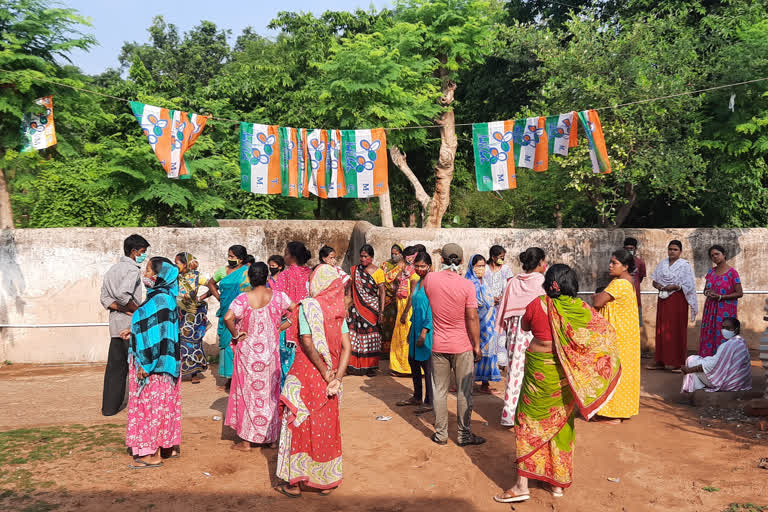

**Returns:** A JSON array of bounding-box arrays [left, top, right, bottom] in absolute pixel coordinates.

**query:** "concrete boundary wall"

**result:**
[[2, 223, 767, 362]]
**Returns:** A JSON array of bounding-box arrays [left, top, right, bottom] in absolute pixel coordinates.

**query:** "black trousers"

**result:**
[[409, 356, 433, 405], [102, 337, 129, 416]]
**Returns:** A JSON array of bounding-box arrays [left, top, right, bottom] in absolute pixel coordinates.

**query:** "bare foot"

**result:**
[[231, 441, 251, 452]]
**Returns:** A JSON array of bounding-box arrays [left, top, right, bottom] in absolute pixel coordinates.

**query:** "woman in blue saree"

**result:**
[[207, 245, 254, 389], [466, 254, 501, 393]]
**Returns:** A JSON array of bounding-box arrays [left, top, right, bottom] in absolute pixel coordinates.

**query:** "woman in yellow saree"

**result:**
[[494, 264, 621, 503], [379, 243, 404, 357]]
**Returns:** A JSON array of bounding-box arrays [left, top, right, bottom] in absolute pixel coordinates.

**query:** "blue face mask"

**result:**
[[135, 253, 147, 264]]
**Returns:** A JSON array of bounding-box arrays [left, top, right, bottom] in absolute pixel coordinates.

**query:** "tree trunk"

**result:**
[[426, 77, 458, 229], [378, 191, 394, 227], [554, 204, 563, 228], [613, 183, 637, 227], [0, 168, 14, 229], [389, 145, 430, 225]]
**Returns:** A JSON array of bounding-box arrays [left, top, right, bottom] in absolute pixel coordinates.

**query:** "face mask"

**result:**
[[415, 267, 429, 278], [269, 267, 280, 276], [474, 267, 486, 278], [405, 254, 417, 265], [135, 253, 147, 264], [142, 276, 156, 288], [391, 254, 403, 263], [227, 259, 239, 268], [721, 329, 736, 340], [626, 249, 636, 256], [496, 258, 504, 265]]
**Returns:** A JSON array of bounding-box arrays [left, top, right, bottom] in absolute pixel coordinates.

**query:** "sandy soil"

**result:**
[[0, 361, 766, 512]]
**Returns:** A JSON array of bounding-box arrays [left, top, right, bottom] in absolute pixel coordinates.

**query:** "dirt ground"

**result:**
[[0, 360, 766, 512]]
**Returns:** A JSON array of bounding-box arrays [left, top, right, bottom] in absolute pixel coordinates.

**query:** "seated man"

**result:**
[[681, 317, 752, 393]]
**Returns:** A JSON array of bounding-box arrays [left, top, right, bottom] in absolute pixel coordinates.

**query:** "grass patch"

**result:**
[[723, 505, 768, 512], [0, 424, 123, 493], [703, 486, 721, 492]]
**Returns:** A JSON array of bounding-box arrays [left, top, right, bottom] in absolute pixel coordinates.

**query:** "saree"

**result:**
[[496, 272, 545, 426], [682, 335, 751, 393], [126, 261, 182, 456], [485, 265, 514, 367], [515, 296, 621, 487], [466, 256, 501, 383], [277, 265, 346, 489], [226, 291, 291, 443], [178, 261, 209, 376], [216, 265, 252, 378], [348, 264, 383, 373], [389, 272, 418, 375], [272, 265, 313, 382], [380, 256, 404, 354]]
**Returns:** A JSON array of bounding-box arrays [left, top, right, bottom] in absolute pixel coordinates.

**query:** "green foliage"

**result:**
[[2, 0, 768, 229]]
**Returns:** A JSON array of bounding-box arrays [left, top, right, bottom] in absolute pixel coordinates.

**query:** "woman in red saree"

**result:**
[[494, 264, 621, 503], [275, 264, 352, 497]]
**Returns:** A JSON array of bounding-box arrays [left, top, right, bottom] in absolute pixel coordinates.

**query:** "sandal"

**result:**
[[275, 484, 301, 498], [430, 433, 448, 445], [130, 458, 163, 469], [493, 491, 530, 503], [318, 488, 334, 496], [545, 483, 564, 497]]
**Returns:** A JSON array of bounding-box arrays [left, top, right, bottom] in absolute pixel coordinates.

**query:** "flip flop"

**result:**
[[545, 484, 564, 497], [275, 484, 301, 498], [670, 368, 683, 374], [130, 459, 163, 469], [493, 492, 530, 503]]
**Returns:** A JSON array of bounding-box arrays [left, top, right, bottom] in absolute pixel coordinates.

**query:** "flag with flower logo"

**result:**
[[20, 96, 57, 152], [307, 129, 345, 198], [472, 120, 516, 191], [578, 110, 611, 174], [279, 127, 309, 197], [130, 101, 208, 179], [240, 123, 281, 194], [513, 116, 548, 171], [545, 111, 578, 156], [340, 128, 388, 198]]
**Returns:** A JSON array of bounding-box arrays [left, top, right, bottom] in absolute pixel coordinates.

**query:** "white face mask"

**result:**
[[721, 329, 736, 340]]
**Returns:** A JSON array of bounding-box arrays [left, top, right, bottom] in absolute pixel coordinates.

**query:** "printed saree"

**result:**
[[277, 265, 346, 489], [178, 261, 209, 376], [380, 255, 404, 353], [348, 264, 382, 373], [466, 255, 501, 383], [515, 296, 621, 487], [216, 265, 252, 378]]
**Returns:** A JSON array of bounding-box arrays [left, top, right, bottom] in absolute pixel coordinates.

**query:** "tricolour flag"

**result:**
[[545, 111, 578, 156], [513, 116, 548, 171], [306, 129, 345, 198], [578, 110, 611, 174], [21, 96, 57, 152], [240, 123, 280, 194], [130, 101, 208, 179], [340, 128, 388, 198], [472, 120, 516, 191], [279, 127, 309, 197]]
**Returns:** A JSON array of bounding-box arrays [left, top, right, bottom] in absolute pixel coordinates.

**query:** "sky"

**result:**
[[64, 0, 391, 75]]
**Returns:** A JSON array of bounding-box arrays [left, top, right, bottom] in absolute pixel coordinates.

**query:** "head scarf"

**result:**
[[131, 261, 180, 388], [465, 254, 493, 309], [303, 264, 346, 368]]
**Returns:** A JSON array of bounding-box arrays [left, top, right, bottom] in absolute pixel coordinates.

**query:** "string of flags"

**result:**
[[18, 95, 611, 199], [472, 109, 610, 192]]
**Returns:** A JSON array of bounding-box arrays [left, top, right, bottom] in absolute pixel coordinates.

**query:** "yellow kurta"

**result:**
[[389, 273, 420, 375], [598, 278, 640, 418]]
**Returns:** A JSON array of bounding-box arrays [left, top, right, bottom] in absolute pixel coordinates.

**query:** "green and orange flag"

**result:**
[[240, 123, 281, 194], [130, 102, 208, 179], [472, 120, 517, 191], [578, 110, 611, 174], [340, 128, 388, 198]]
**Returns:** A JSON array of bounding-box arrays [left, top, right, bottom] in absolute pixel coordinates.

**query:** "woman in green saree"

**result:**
[[494, 264, 621, 503], [207, 245, 254, 389]]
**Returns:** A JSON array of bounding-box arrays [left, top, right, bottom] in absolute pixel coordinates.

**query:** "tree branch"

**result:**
[[389, 145, 430, 224]]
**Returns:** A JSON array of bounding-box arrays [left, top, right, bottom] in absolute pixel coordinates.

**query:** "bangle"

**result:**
[[286, 318, 292, 325]]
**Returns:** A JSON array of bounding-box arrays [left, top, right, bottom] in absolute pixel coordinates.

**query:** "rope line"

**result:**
[[3, 68, 767, 131]]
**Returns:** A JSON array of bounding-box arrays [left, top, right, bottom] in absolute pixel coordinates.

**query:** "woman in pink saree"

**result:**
[[224, 262, 296, 450]]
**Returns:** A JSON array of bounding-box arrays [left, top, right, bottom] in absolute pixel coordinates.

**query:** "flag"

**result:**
[[279, 127, 309, 197], [513, 116, 548, 171], [472, 121, 516, 191], [240, 123, 280, 194], [130, 101, 208, 179], [578, 110, 611, 174], [20, 96, 57, 152], [340, 128, 388, 198], [545, 111, 578, 156], [307, 129, 345, 198]]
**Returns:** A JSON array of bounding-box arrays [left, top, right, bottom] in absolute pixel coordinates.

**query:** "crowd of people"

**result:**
[[98, 234, 754, 501]]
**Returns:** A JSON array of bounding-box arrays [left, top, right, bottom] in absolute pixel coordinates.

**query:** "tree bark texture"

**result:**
[[389, 145, 430, 225], [426, 77, 458, 229], [378, 191, 394, 227], [0, 168, 14, 229]]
